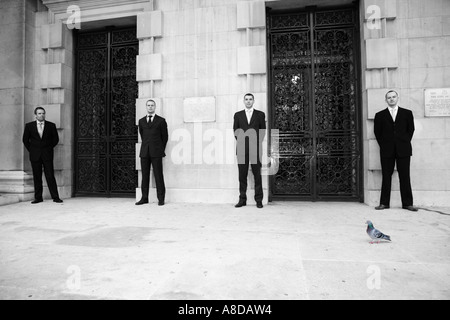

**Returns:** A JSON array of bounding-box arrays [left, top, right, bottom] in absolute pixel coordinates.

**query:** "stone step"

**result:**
[[0, 194, 20, 207]]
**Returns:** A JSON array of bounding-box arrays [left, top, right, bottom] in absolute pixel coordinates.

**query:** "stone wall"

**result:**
[[0, 0, 74, 201], [135, 0, 269, 204], [0, 0, 36, 200], [363, 0, 450, 206]]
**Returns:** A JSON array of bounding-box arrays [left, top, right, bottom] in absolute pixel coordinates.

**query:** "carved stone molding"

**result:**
[[42, 0, 152, 14], [41, 0, 152, 24]]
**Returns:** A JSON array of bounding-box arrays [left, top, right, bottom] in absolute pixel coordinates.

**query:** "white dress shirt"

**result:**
[[245, 108, 253, 124], [388, 106, 398, 122]]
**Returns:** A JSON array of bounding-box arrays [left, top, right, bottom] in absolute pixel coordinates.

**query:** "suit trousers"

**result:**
[[380, 156, 413, 207], [140, 157, 165, 202], [31, 158, 59, 200], [238, 160, 263, 202]]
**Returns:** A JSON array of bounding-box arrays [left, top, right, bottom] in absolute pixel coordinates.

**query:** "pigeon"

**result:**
[[366, 221, 391, 244]]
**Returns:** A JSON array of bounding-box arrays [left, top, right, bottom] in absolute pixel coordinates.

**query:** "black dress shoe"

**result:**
[[256, 202, 263, 209], [158, 201, 164, 206], [235, 200, 246, 208], [375, 204, 390, 210], [53, 198, 63, 203], [135, 199, 149, 205], [31, 199, 43, 204], [403, 205, 419, 212]]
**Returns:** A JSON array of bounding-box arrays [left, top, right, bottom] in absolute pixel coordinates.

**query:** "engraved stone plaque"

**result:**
[[425, 88, 450, 117], [183, 97, 216, 123]]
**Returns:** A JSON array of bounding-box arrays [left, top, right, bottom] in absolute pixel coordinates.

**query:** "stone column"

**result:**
[[0, 0, 36, 205]]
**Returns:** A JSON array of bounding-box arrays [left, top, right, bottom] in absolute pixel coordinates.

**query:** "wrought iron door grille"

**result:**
[[75, 28, 138, 196], [268, 7, 362, 201]]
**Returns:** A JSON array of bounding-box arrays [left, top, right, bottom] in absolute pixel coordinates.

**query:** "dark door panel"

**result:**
[[75, 28, 138, 197], [268, 7, 363, 201]]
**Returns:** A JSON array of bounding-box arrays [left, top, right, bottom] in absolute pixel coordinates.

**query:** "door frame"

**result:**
[[267, 4, 364, 202], [73, 26, 138, 198]]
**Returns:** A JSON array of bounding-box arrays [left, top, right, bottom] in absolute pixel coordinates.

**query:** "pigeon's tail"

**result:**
[[382, 234, 391, 241]]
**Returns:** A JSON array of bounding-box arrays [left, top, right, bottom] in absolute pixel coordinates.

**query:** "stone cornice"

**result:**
[[42, 0, 152, 15], [40, 0, 153, 25]]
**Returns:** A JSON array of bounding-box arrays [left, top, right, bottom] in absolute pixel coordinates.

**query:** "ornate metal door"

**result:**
[[75, 28, 138, 196], [268, 7, 362, 201]]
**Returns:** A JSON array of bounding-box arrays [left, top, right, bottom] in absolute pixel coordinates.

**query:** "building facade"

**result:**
[[1, 0, 449, 207]]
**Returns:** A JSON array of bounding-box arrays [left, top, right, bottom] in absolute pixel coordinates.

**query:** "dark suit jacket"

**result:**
[[233, 109, 266, 162], [138, 114, 168, 158], [22, 121, 59, 162], [374, 107, 415, 158]]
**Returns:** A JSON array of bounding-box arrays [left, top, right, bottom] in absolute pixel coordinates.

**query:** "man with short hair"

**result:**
[[374, 90, 418, 212], [233, 93, 266, 209], [22, 107, 63, 204], [136, 99, 168, 206]]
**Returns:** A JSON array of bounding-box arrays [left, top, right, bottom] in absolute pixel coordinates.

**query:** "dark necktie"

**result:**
[[38, 122, 44, 138]]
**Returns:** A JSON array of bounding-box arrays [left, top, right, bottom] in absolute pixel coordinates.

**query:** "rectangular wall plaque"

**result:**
[[425, 88, 450, 117], [183, 97, 216, 123]]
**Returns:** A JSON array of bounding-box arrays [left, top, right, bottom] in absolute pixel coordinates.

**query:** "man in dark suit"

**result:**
[[374, 90, 418, 212], [136, 99, 168, 206], [233, 93, 266, 209], [22, 107, 63, 204]]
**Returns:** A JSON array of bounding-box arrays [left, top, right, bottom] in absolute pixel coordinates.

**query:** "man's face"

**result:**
[[386, 92, 399, 107], [146, 101, 156, 115], [35, 109, 46, 122], [244, 95, 254, 109]]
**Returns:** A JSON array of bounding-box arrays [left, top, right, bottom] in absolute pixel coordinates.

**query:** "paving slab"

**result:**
[[0, 198, 449, 300]]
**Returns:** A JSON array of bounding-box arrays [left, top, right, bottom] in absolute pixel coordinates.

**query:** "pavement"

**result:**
[[0, 198, 449, 300]]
